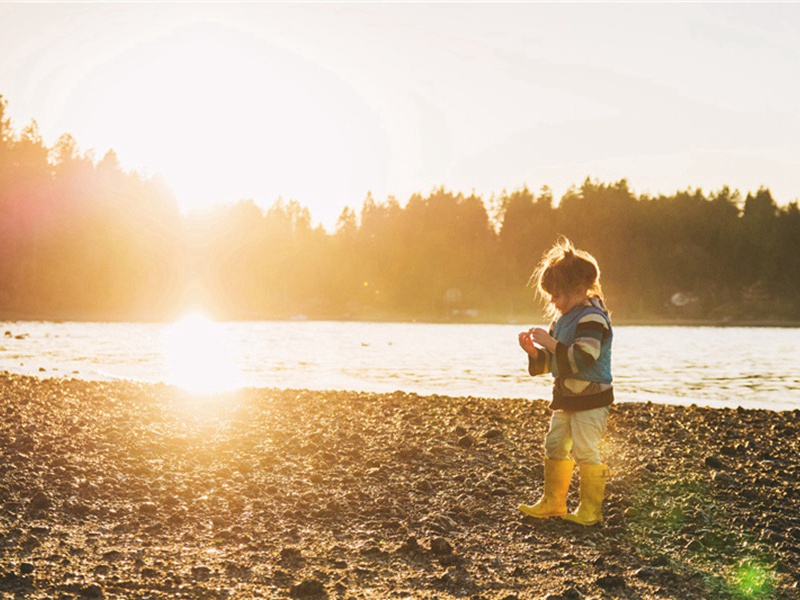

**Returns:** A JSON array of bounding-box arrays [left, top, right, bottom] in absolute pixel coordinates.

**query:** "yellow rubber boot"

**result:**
[[519, 458, 574, 518], [561, 463, 609, 526]]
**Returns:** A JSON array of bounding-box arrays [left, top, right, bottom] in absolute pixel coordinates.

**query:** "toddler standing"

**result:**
[[517, 237, 613, 526]]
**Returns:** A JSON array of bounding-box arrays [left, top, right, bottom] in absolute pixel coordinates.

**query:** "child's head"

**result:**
[[530, 237, 604, 317]]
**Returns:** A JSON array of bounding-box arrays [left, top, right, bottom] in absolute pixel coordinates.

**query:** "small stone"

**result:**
[[139, 502, 158, 515], [102, 550, 124, 562], [30, 491, 51, 510], [635, 566, 657, 580], [712, 471, 735, 486], [705, 456, 726, 470], [80, 583, 104, 598], [19, 563, 34, 575], [457, 435, 474, 448], [416, 480, 435, 494], [290, 578, 325, 597], [280, 547, 304, 562], [484, 428, 504, 440], [430, 537, 453, 555], [397, 536, 421, 553], [596, 574, 626, 589], [191, 565, 212, 580]]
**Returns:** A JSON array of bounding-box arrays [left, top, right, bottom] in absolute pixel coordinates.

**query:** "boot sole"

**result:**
[[518, 505, 567, 518]]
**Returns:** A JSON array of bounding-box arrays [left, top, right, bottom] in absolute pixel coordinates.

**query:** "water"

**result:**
[[1, 320, 799, 411]]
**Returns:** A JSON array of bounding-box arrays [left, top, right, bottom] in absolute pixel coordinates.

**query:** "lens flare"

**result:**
[[161, 312, 242, 395], [732, 560, 772, 598]]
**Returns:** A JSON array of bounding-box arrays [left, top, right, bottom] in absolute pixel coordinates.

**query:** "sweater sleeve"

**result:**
[[554, 312, 610, 376], [527, 348, 551, 376]]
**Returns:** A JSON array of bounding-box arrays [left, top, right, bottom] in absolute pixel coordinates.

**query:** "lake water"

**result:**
[[1, 319, 799, 411]]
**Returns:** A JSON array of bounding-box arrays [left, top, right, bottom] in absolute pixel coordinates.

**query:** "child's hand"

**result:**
[[518, 331, 538, 357], [532, 328, 557, 353]]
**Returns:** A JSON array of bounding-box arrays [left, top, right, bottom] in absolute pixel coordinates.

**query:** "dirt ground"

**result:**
[[1, 373, 798, 599]]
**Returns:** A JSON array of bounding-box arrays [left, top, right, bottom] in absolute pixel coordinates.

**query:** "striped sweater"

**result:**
[[528, 296, 614, 411]]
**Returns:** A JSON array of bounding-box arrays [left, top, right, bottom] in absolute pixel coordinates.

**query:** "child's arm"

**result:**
[[535, 313, 609, 376], [520, 330, 552, 376]]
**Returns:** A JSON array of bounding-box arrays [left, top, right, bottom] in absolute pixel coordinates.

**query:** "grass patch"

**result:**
[[627, 471, 778, 599]]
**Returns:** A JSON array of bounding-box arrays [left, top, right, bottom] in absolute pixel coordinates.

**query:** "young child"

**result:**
[[517, 237, 613, 526]]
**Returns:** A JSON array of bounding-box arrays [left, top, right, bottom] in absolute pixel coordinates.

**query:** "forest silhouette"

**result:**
[[2, 95, 799, 323]]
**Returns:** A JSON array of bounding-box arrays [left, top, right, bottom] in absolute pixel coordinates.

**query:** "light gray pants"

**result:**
[[544, 406, 610, 465]]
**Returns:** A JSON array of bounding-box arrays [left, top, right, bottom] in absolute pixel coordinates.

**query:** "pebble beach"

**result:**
[[1, 373, 798, 599]]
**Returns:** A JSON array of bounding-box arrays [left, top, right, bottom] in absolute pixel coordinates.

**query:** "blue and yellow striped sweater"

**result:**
[[528, 296, 614, 411]]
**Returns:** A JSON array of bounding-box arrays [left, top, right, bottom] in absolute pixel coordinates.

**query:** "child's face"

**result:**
[[551, 288, 588, 315]]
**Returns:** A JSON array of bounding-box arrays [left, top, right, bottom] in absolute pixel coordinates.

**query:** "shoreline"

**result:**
[[1, 373, 798, 599], [4, 371, 800, 414], [3, 311, 800, 328]]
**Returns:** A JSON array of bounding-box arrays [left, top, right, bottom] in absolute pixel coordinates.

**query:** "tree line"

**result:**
[[2, 95, 799, 323]]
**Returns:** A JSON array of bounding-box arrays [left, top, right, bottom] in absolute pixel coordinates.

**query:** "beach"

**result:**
[[0, 373, 798, 599]]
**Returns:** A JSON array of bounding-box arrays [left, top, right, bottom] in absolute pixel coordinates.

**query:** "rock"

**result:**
[[596, 574, 626, 589], [139, 502, 158, 515], [281, 547, 304, 561], [191, 565, 212, 581], [30, 491, 51, 510], [430, 537, 453, 555], [19, 562, 34, 575], [397, 536, 422, 553], [80, 584, 104, 598], [416, 479, 435, 494], [635, 566, 657, 580], [457, 435, 474, 448], [484, 428, 503, 441], [705, 455, 726, 470], [712, 471, 735, 486], [290, 578, 326, 597]]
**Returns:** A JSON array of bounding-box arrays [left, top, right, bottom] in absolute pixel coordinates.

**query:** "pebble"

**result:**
[[30, 491, 51, 510], [80, 583, 104, 598], [596, 574, 626, 589], [430, 537, 454, 555], [704, 455, 726, 470], [712, 471, 735, 486], [457, 435, 475, 448], [290, 578, 325, 597], [484, 428, 503, 440]]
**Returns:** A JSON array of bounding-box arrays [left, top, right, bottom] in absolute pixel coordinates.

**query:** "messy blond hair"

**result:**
[[529, 237, 604, 319]]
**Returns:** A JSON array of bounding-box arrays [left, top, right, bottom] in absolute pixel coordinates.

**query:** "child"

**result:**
[[517, 237, 613, 526]]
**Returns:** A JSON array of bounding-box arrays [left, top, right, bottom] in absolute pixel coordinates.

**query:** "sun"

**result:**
[[161, 311, 242, 395]]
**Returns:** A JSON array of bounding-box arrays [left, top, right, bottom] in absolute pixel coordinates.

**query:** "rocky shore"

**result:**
[[0, 373, 798, 599]]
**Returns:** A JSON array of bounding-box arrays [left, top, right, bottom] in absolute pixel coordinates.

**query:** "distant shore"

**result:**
[[1, 373, 797, 599], [3, 308, 800, 328]]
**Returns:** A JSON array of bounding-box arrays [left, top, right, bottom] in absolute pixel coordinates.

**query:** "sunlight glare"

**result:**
[[161, 312, 242, 395]]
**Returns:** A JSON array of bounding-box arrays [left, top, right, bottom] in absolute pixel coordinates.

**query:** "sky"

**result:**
[[1, 2, 799, 230]]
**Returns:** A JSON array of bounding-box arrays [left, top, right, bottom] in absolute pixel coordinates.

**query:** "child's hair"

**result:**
[[530, 236, 604, 318]]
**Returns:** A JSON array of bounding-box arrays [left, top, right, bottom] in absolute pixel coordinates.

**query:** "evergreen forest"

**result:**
[[2, 95, 799, 324]]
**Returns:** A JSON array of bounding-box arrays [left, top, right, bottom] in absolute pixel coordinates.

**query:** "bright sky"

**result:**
[[1, 3, 798, 229]]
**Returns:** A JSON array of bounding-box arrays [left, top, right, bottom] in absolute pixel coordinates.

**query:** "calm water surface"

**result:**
[[1, 320, 798, 411]]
